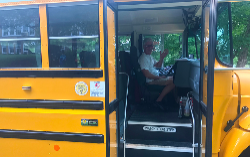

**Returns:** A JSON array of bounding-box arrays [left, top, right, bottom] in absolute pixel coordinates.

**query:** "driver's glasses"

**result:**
[[146, 44, 154, 48]]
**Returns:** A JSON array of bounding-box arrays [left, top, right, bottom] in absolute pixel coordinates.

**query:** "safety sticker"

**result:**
[[90, 81, 105, 97], [75, 81, 88, 96]]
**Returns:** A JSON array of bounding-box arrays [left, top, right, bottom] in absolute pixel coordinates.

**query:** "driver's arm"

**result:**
[[141, 69, 161, 80], [154, 58, 164, 68]]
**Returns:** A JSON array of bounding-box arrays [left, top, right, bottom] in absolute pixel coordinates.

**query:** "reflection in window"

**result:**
[[188, 37, 197, 59], [0, 7, 41, 68], [231, 1, 250, 67], [217, 3, 230, 65], [118, 36, 131, 52], [48, 4, 99, 68]]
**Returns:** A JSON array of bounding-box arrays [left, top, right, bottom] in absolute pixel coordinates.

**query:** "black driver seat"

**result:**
[[129, 46, 166, 103]]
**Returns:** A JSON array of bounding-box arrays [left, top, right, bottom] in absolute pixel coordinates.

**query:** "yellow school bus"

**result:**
[[0, 0, 249, 157]]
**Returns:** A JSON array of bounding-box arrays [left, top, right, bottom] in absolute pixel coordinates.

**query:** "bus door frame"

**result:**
[[103, 0, 120, 157], [200, 0, 218, 157]]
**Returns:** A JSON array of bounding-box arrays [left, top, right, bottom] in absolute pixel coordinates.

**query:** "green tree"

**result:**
[[163, 34, 182, 66], [217, 1, 250, 67], [231, 1, 250, 67]]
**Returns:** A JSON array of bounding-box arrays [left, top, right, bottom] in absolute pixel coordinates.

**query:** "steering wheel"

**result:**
[[165, 65, 175, 77]]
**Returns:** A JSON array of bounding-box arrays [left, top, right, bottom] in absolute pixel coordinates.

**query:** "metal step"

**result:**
[[126, 110, 193, 142], [125, 139, 193, 157]]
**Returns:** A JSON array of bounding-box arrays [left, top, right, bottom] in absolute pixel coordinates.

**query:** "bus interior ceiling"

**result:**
[[118, 1, 202, 36]]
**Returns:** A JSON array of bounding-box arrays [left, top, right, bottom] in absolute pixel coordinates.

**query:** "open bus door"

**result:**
[[200, 0, 217, 157]]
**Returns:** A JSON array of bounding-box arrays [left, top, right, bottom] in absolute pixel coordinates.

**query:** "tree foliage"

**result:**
[[217, 1, 250, 67]]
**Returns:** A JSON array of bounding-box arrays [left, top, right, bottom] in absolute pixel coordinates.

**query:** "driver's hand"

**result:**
[[160, 49, 169, 59]]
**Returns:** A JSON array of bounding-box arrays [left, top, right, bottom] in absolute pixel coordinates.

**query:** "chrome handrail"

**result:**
[[119, 72, 129, 157], [190, 100, 195, 157]]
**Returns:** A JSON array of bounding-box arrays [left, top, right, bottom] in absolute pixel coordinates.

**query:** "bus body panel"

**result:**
[[0, 78, 105, 100], [0, 138, 106, 157], [219, 128, 250, 157]]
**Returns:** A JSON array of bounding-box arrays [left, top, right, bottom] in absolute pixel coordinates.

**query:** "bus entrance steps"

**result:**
[[125, 107, 193, 157]]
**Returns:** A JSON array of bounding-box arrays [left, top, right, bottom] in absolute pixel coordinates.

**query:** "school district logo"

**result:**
[[75, 81, 88, 96]]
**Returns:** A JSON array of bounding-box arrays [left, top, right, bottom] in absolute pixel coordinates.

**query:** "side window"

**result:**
[[48, 3, 99, 68], [216, 3, 231, 65], [188, 37, 197, 59], [231, 1, 250, 68], [142, 34, 182, 66], [217, 1, 250, 68], [0, 6, 41, 68], [118, 35, 131, 52]]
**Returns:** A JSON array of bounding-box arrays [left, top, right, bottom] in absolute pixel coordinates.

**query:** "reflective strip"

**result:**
[[0, 38, 40, 41], [126, 143, 193, 153], [128, 121, 192, 128]]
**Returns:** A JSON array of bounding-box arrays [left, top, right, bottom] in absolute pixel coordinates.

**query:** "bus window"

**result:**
[[216, 2, 231, 66], [0, 6, 41, 68], [217, 1, 250, 68], [231, 1, 250, 68], [118, 35, 131, 52], [143, 34, 182, 66], [188, 37, 197, 59], [48, 2, 99, 68]]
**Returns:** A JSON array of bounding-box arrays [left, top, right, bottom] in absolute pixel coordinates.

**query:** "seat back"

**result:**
[[129, 46, 146, 86]]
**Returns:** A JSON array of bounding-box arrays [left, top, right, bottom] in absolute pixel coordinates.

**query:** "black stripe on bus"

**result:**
[[0, 129, 104, 143], [0, 70, 103, 78], [0, 100, 103, 110]]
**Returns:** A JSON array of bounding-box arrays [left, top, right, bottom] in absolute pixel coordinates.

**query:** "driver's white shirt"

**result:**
[[138, 53, 159, 83]]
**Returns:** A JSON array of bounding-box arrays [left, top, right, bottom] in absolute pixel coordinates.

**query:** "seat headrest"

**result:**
[[130, 46, 138, 60]]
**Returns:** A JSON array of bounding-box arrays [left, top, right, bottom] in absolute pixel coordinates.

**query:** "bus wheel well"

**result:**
[[239, 146, 250, 157]]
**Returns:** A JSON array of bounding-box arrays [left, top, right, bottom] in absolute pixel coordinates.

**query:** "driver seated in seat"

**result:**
[[138, 38, 175, 108]]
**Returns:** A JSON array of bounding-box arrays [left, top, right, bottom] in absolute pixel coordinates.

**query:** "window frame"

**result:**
[[215, 2, 233, 67]]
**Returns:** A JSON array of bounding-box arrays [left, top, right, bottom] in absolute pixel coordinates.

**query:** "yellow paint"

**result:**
[[0, 108, 105, 134], [99, 0, 107, 148], [39, 5, 49, 68], [219, 128, 250, 157], [202, 6, 209, 155], [213, 69, 250, 156], [233, 71, 250, 130], [107, 7, 117, 103], [99, 0, 105, 71], [0, 78, 106, 101], [109, 111, 117, 157], [214, 59, 227, 68], [0, 138, 106, 157], [213, 70, 233, 153]]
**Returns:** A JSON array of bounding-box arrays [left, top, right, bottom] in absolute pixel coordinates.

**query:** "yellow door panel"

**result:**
[[0, 78, 105, 101], [232, 71, 250, 130], [109, 111, 117, 157], [0, 138, 106, 157], [0, 108, 105, 134]]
